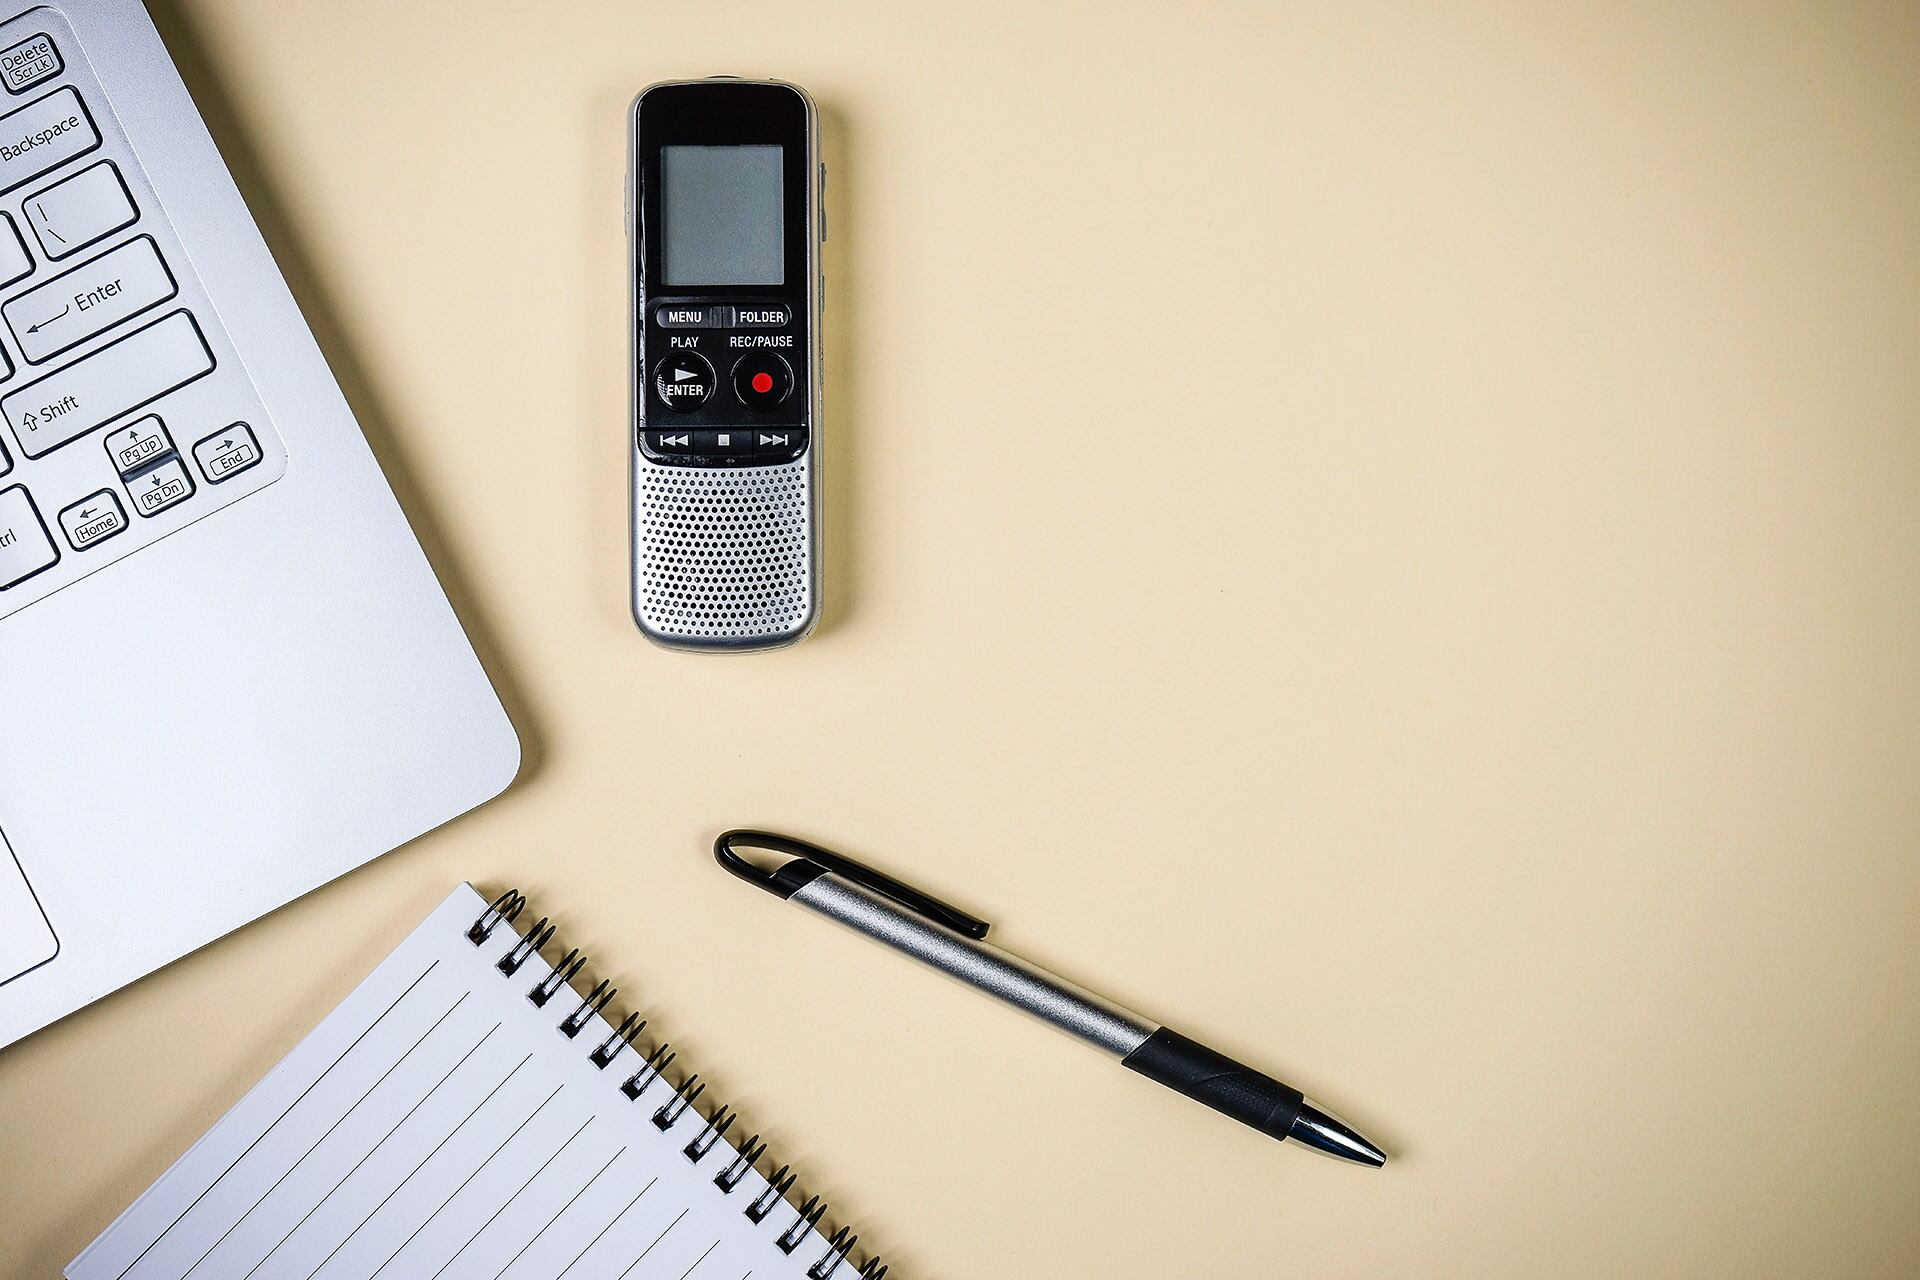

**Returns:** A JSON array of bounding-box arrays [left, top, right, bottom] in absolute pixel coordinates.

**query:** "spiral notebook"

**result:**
[[68, 884, 886, 1280]]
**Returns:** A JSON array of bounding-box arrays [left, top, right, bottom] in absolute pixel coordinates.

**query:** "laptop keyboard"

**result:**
[[0, 8, 285, 622]]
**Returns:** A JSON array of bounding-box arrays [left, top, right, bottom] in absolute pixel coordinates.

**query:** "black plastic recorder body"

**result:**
[[628, 79, 823, 651]]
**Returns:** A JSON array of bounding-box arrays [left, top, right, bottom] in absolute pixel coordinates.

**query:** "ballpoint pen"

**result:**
[[714, 830, 1388, 1167]]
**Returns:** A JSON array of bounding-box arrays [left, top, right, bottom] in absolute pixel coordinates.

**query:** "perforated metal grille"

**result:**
[[635, 458, 812, 643]]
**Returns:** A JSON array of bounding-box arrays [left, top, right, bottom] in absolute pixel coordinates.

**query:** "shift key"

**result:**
[[4, 235, 178, 363], [2, 310, 213, 459]]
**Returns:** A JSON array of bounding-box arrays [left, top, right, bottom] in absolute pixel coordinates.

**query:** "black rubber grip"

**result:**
[[1121, 1027, 1305, 1141]]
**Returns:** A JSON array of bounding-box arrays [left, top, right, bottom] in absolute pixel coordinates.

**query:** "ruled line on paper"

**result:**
[[112, 958, 442, 1280], [431, 1114, 596, 1279], [555, 1176, 658, 1280], [304, 1051, 536, 1280], [617, 1206, 690, 1279], [676, 1239, 720, 1280], [180, 989, 472, 1280], [368, 1082, 567, 1280], [240, 1019, 503, 1279], [488, 1143, 631, 1280]]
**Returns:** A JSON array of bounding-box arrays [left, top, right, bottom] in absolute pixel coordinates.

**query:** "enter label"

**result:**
[[4, 234, 176, 363]]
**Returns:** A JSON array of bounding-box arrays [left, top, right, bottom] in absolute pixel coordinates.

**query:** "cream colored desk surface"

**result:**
[[5, 1, 1920, 1275]]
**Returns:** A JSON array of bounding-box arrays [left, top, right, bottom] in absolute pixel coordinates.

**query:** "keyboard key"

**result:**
[[0, 87, 100, 194], [127, 457, 193, 517], [0, 438, 9, 479], [2, 309, 214, 459], [193, 422, 262, 483], [57, 489, 125, 551], [0, 211, 29, 285], [4, 234, 177, 362], [0, 32, 62, 95], [103, 414, 173, 477], [0, 484, 57, 588], [22, 159, 136, 260]]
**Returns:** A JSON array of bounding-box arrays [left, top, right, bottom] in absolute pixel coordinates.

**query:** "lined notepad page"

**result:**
[[71, 884, 852, 1280]]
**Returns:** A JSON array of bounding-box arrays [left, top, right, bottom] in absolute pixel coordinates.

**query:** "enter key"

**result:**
[[3, 234, 176, 363]]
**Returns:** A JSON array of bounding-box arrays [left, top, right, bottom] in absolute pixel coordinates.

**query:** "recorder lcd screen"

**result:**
[[661, 144, 785, 286]]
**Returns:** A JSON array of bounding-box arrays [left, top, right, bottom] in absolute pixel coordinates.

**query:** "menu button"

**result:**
[[655, 304, 734, 328]]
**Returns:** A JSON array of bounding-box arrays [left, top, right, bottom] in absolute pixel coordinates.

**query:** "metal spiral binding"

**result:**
[[560, 979, 615, 1037], [745, 1165, 795, 1223], [809, 1227, 857, 1280], [528, 947, 586, 1006], [683, 1105, 735, 1162], [466, 889, 886, 1280], [777, 1196, 828, 1253], [715, 1135, 767, 1192], [591, 1012, 646, 1069], [652, 1074, 703, 1130], [467, 890, 524, 945], [496, 916, 553, 977], [621, 1042, 675, 1099]]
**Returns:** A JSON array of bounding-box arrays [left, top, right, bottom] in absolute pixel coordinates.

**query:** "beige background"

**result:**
[[4, 0, 1920, 1275]]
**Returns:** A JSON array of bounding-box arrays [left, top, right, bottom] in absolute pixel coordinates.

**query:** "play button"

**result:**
[[651, 352, 714, 410]]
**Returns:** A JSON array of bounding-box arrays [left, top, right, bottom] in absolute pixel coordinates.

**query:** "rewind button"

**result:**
[[644, 429, 698, 456]]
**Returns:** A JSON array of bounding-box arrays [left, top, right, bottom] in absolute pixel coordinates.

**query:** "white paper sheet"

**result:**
[[69, 885, 871, 1280]]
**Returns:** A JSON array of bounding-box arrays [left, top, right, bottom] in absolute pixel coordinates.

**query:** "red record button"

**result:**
[[731, 353, 793, 411]]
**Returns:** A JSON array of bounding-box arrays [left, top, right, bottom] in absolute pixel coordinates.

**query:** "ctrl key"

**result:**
[[0, 485, 58, 589], [128, 458, 194, 518]]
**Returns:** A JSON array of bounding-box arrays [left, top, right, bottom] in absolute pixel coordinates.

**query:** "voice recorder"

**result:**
[[629, 79, 824, 650]]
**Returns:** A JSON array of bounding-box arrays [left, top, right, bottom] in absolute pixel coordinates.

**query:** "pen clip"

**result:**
[[714, 830, 991, 939]]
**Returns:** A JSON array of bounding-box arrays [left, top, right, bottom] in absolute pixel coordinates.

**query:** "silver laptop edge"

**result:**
[[0, 0, 520, 1046]]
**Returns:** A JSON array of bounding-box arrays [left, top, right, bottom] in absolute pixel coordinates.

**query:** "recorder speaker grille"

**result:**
[[635, 459, 813, 643]]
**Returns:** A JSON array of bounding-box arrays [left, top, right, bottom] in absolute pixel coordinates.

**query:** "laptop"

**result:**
[[0, 1, 520, 1047]]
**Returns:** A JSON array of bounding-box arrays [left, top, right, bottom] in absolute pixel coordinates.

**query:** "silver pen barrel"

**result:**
[[788, 873, 1158, 1058]]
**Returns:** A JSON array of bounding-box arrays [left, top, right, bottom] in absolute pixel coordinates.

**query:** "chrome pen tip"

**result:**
[[1287, 1098, 1387, 1167]]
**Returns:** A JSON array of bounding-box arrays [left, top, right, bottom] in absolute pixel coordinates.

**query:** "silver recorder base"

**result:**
[[630, 454, 817, 650]]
